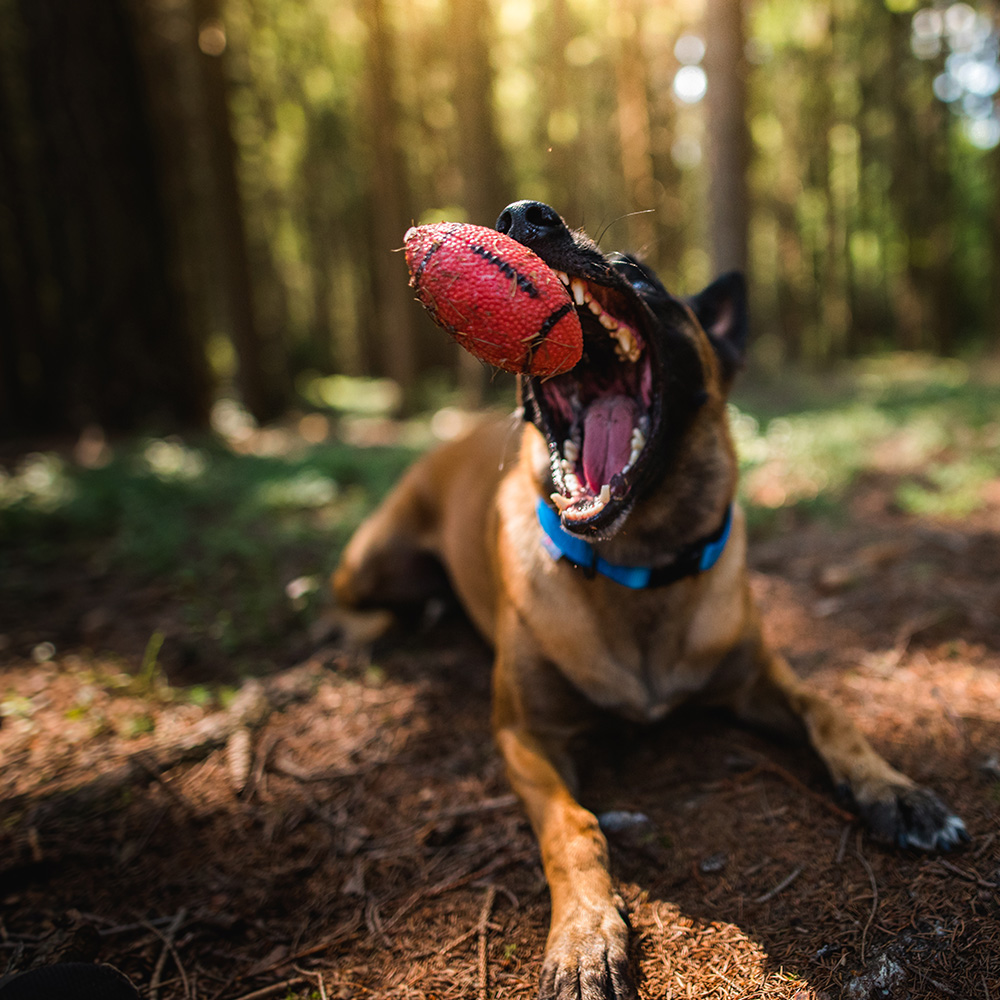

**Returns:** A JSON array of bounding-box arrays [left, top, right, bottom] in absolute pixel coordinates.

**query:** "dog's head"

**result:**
[[495, 200, 747, 542]]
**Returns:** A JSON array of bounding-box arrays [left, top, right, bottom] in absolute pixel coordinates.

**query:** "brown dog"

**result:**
[[333, 201, 967, 1000]]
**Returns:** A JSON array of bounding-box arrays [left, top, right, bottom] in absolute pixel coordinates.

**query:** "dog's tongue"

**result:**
[[581, 395, 638, 494]]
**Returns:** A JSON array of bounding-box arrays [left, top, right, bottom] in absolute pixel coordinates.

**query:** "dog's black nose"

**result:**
[[495, 201, 569, 248]]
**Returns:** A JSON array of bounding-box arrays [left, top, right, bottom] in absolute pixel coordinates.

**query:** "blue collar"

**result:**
[[536, 498, 733, 589]]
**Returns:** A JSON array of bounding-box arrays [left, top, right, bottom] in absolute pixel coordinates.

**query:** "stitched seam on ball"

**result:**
[[412, 223, 464, 285], [527, 302, 575, 359], [469, 244, 540, 298]]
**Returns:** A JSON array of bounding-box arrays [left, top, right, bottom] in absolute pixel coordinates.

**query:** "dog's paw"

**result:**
[[856, 784, 969, 851], [538, 902, 636, 1000]]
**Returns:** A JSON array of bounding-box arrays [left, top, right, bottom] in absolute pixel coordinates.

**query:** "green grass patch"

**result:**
[[732, 353, 1000, 530], [1, 354, 996, 671], [0, 433, 418, 669]]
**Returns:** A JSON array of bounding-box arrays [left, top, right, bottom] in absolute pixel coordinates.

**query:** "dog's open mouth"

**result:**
[[524, 265, 661, 535]]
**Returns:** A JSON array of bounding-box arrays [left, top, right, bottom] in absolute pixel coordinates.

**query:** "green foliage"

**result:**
[[733, 355, 1000, 529], [2, 358, 995, 675], [137, 631, 167, 695], [219, 0, 998, 386], [0, 431, 418, 668]]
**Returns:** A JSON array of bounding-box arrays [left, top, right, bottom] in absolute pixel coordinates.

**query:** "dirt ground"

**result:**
[[1, 466, 999, 999]]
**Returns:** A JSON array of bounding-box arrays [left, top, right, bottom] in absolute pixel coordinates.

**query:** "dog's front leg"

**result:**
[[493, 610, 636, 1000], [730, 642, 968, 851]]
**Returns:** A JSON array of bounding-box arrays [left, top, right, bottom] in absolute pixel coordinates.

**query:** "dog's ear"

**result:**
[[686, 272, 747, 382]]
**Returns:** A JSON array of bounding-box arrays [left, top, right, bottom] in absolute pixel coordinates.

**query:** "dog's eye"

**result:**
[[622, 268, 663, 301], [610, 255, 662, 297]]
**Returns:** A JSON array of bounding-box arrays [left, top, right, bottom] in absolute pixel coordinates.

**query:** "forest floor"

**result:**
[[1, 357, 999, 1000]]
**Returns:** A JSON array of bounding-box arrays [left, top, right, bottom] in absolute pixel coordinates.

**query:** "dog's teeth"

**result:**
[[587, 298, 603, 316], [555, 271, 569, 285], [564, 471, 582, 494], [571, 279, 588, 306], [617, 327, 641, 362], [551, 492, 571, 512], [622, 427, 645, 474], [598, 312, 618, 331], [598, 484, 611, 505], [563, 438, 579, 463]]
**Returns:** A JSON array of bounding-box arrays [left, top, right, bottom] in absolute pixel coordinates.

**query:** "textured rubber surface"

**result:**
[[404, 222, 583, 376]]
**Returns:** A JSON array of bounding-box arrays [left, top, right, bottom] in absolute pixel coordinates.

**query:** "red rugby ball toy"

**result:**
[[404, 222, 583, 377]]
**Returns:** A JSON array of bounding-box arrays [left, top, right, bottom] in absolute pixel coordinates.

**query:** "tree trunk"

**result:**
[[0, 0, 212, 435], [449, 0, 511, 404], [614, 0, 657, 256], [886, 12, 956, 354], [541, 0, 582, 227], [191, 0, 287, 422], [704, 0, 750, 277], [360, 0, 420, 410]]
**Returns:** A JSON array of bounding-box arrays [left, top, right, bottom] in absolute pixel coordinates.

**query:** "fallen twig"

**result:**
[[423, 794, 518, 823], [855, 832, 878, 965], [972, 830, 996, 860], [230, 977, 306, 1000], [15, 662, 321, 821], [935, 858, 1000, 889], [735, 759, 856, 823], [477, 884, 497, 1000], [753, 865, 803, 903], [148, 907, 187, 1000], [835, 822, 851, 865], [293, 965, 329, 1000], [241, 917, 363, 978], [385, 850, 530, 931]]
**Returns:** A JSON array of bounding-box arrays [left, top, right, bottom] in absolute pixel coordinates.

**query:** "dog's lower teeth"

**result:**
[[563, 439, 579, 463], [551, 492, 571, 512]]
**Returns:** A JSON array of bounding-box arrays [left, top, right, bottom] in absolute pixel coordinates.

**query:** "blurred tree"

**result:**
[[886, 11, 958, 355], [992, 143, 1000, 343], [449, 0, 511, 403], [0, 0, 212, 435], [6, 0, 996, 439], [449, 0, 510, 230], [539, 0, 583, 226], [192, 0, 288, 422], [359, 0, 421, 409], [705, 0, 750, 277], [614, 0, 658, 255]]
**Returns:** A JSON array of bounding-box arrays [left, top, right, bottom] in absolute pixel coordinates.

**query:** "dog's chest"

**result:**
[[518, 557, 732, 722], [496, 472, 748, 724], [563, 591, 723, 722]]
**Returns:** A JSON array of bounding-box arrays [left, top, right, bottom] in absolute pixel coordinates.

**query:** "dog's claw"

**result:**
[[539, 905, 637, 1000], [859, 785, 968, 852]]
